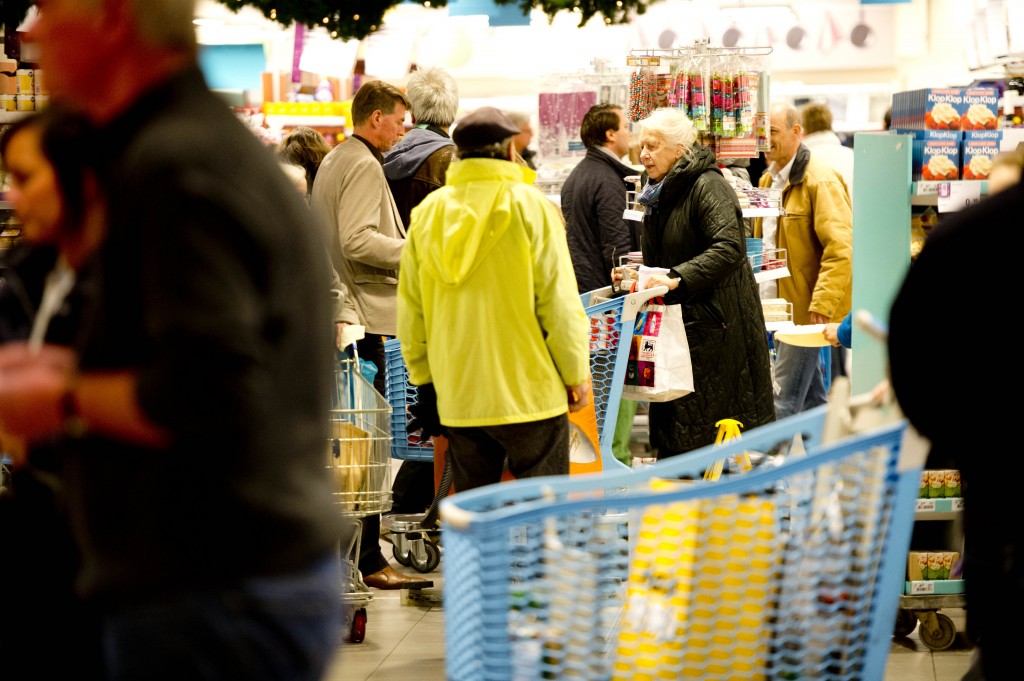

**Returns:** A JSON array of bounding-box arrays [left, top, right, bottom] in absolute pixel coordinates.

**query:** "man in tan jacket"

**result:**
[[311, 80, 430, 590], [753, 102, 852, 418]]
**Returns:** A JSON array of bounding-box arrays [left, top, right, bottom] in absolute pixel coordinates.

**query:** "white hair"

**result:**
[[405, 67, 459, 128], [637, 107, 698, 161]]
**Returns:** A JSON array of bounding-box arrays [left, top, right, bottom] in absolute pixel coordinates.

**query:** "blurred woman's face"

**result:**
[[638, 131, 684, 182], [3, 126, 63, 243]]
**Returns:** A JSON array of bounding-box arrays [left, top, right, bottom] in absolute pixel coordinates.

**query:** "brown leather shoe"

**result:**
[[362, 565, 433, 590]]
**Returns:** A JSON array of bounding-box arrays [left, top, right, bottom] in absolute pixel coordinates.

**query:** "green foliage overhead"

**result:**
[[1, 0, 657, 43], [218, 0, 656, 40]]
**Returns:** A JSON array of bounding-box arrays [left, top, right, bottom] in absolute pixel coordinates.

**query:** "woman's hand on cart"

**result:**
[[610, 266, 637, 294]]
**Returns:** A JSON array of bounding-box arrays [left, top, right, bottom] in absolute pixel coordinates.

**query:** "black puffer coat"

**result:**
[[641, 144, 775, 456]]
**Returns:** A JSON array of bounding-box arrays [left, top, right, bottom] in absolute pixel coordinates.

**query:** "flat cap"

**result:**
[[452, 107, 520, 148]]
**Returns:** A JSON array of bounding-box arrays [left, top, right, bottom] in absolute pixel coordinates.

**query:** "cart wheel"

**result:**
[[411, 541, 441, 573], [392, 541, 412, 567], [349, 607, 367, 643], [918, 612, 956, 651], [893, 609, 917, 638]]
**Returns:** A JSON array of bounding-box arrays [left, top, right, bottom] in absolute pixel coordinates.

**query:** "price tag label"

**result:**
[[910, 580, 936, 595], [952, 497, 965, 511], [936, 182, 982, 213], [916, 499, 936, 512]]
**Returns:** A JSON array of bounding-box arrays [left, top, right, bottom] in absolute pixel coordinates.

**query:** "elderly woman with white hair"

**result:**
[[616, 107, 776, 457]]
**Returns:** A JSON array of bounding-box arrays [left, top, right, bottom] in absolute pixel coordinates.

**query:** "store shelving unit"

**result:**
[[853, 132, 975, 651], [895, 496, 967, 650], [910, 180, 990, 206]]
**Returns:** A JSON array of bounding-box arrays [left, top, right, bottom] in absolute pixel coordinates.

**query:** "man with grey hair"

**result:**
[[397, 107, 591, 494], [1, 0, 347, 678], [383, 66, 460, 515], [384, 66, 460, 229]]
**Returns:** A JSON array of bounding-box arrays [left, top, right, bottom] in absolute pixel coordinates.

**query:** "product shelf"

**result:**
[[914, 497, 964, 521], [264, 114, 347, 130], [750, 246, 789, 284], [741, 206, 784, 217], [910, 180, 989, 205]]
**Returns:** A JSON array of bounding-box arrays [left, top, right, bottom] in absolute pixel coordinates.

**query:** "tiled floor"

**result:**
[[325, 535, 975, 681]]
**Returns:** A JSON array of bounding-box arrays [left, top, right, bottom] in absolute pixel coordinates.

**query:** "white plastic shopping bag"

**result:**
[[622, 298, 694, 402]]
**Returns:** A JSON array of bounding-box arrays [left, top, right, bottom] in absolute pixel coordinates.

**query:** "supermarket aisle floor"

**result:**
[[324, 535, 976, 681]]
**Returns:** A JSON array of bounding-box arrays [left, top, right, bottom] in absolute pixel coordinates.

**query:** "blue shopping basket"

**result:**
[[383, 286, 665, 469], [441, 403, 925, 681], [384, 338, 434, 462]]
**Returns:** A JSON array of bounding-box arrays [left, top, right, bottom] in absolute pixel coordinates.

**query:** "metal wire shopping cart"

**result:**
[[380, 286, 666, 572], [440, 400, 927, 680], [326, 357, 393, 643]]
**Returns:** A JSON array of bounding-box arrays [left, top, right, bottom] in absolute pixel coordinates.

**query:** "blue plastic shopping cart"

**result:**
[[440, 401, 925, 681]]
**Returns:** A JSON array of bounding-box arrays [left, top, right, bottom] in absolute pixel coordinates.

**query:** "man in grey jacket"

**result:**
[[383, 66, 460, 515]]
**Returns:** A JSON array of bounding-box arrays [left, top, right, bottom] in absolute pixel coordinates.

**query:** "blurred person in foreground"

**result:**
[[397, 107, 591, 493], [383, 66, 459, 514], [311, 79, 431, 590], [0, 1, 348, 678], [888, 162, 1022, 681], [987, 143, 1024, 195], [612, 107, 775, 457], [0, 106, 105, 679], [753, 102, 852, 419]]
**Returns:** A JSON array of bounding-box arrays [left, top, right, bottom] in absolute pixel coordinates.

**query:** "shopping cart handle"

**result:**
[[440, 497, 474, 530], [620, 285, 669, 323], [854, 309, 888, 342]]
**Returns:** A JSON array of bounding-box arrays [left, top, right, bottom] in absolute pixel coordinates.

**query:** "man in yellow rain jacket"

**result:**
[[397, 107, 591, 493]]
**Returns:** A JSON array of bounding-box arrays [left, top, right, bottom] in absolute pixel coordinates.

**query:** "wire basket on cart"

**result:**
[[440, 402, 926, 681], [326, 357, 393, 643]]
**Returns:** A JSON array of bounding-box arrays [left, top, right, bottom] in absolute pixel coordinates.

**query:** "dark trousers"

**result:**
[[391, 460, 436, 514], [446, 414, 570, 494], [354, 334, 390, 575], [100, 554, 343, 681]]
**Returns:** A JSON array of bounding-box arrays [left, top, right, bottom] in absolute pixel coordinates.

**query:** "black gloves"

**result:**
[[408, 383, 446, 439]]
